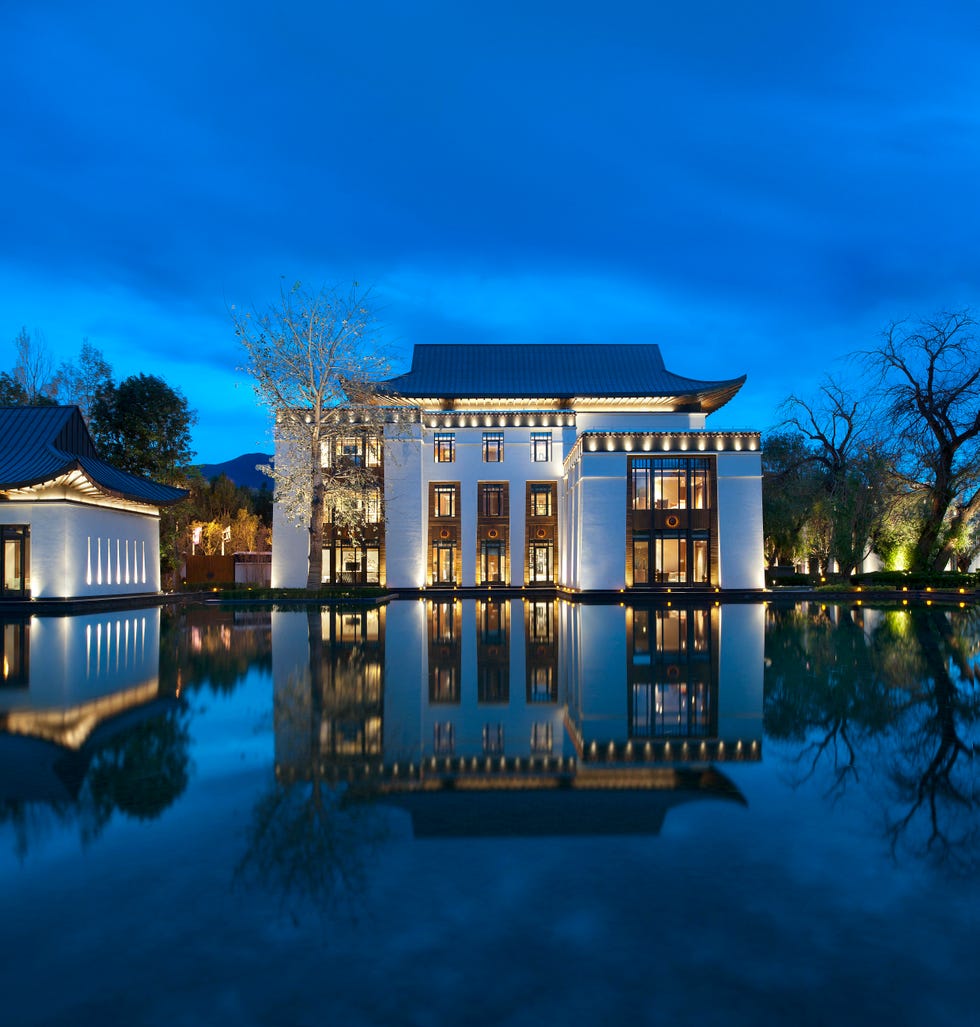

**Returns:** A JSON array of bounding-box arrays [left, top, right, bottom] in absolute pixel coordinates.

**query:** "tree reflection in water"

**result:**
[[235, 610, 388, 918], [765, 601, 980, 871], [0, 705, 191, 856], [80, 707, 192, 841]]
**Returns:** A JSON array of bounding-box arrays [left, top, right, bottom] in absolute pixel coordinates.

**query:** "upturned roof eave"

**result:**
[[0, 459, 188, 508], [375, 375, 746, 413]]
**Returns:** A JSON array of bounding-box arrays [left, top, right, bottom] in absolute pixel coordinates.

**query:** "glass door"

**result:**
[[1, 526, 29, 596], [481, 541, 504, 584], [529, 542, 552, 584], [432, 543, 456, 585]]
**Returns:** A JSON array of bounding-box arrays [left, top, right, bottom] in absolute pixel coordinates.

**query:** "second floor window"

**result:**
[[481, 484, 505, 517], [337, 436, 363, 465], [482, 432, 504, 462], [530, 485, 552, 517], [434, 485, 456, 517], [434, 433, 455, 462], [531, 432, 552, 462]]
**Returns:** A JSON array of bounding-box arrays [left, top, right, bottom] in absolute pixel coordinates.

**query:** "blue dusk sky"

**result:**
[[3, 1, 980, 463]]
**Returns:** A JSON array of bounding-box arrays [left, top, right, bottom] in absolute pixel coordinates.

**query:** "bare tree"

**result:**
[[233, 281, 392, 589], [12, 326, 59, 403], [55, 339, 113, 425], [778, 378, 893, 574], [867, 311, 980, 572]]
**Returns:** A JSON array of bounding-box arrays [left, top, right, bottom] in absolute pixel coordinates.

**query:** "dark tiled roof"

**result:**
[[0, 405, 188, 506], [378, 344, 745, 411]]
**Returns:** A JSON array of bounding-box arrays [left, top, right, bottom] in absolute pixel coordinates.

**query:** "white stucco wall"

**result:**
[[383, 429, 425, 588], [575, 452, 628, 590], [715, 451, 765, 590], [1, 501, 163, 598], [575, 411, 707, 434], [411, 422, 564, 588], [270, 496, 311, 588]]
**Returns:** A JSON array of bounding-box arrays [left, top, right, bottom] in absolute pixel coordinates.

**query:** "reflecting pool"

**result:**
[[1, 598, 978, 1025]]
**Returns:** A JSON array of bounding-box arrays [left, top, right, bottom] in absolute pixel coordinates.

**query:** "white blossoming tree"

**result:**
[[233, 281, 392, 589]]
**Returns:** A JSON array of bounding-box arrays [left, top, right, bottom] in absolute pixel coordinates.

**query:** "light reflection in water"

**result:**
[[271, 599, 764, 837]]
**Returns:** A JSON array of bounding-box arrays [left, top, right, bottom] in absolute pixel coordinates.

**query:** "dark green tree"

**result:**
[[0, 371, 28, 405], [761, 431, 825, 568], [91, 373, 196, 482]]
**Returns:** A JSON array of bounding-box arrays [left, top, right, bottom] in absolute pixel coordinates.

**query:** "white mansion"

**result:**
[[272, 343, 764, 592]]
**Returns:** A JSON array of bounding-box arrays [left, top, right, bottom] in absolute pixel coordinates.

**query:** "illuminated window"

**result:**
[[433, 486, 456, 517], [1, 525, 30, 596], [531, 431, 552, 462], [434, 432, 455, 462], [482, 431, 504, 462], [336, 436, 363, 465], [632, 460, 651, 510], [530, 484, 552, 517]]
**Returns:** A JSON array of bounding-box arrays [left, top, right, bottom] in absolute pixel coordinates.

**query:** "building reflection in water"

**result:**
[[272, 598, 764, 836], [0, 609, 174, 803]]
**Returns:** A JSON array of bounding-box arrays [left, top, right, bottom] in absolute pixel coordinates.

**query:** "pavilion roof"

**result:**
[[377, 343, 745, 412], [0, 405, 187, 506]]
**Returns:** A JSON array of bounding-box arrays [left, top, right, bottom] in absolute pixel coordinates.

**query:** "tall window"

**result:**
[[336, 436, 363, 465], [365, 436, 382, 467], [433, 485, 456, 517], [637, 457, 711, 509], [531, 431, 552, 462], [530, 484, 552, 517], [632, 460, 651, 510], [1, 525, 29, 596], [482, 432, 504, 462], [480, 484, 504, 517], [364, 488, 382, 524], [434, 432, 455, 462]]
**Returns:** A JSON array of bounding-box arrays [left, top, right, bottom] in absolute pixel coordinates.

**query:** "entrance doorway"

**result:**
[[432, 543, 456, 585], [528, 541, 553, 584], [481, 541, 505, 584]]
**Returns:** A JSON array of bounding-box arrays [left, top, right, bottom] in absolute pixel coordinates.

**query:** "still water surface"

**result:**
[[1, 598, 977, 1025]]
